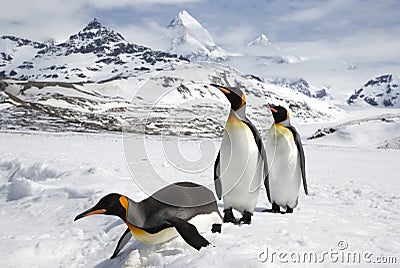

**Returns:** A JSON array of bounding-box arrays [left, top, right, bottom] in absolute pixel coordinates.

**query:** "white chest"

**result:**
[[266, 124, 301, 207], [219, 112, 263, 212]]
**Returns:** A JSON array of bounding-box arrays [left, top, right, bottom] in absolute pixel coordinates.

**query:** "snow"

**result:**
[[246, 34, 271, 47], [1, 129, 399, 267], [0, 7, 399, 268], [307, 108, 400, 149], [347, 74, 400, 108], [166, 10, 234, 61]]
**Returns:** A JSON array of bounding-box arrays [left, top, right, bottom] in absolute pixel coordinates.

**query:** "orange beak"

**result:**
[[210, 84, 231, 94], [268, 106, 278, 113], [74, 208, 107, 221]]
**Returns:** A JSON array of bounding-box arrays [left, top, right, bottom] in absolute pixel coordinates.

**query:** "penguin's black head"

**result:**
[[210, 84, 246, 111], [269, 104, 290, 123], [74, 193, 128, 221]]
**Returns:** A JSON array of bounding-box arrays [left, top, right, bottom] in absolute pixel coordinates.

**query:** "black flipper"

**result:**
[[287, 126, 308, 195], [167, 218, 210, 250], [214, 151, 222, 200], [110, 227, 132, 259], [242, 118, 271, 201]]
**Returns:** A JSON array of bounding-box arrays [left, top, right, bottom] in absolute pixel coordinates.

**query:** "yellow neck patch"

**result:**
[[273, 123, 294, 139], [125, 221, 146, 235], [124, 220, 177, 245], [226, 111, 245, 129]]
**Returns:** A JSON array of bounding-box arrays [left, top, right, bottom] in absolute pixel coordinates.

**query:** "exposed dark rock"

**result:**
[[347, 74, 399, 107]]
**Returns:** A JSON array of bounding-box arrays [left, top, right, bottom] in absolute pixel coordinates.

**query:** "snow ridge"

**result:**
[[347, 74, 400, 107]]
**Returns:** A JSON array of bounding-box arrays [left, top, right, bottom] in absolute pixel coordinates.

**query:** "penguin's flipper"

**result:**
[[214, 151, 222, 200], [167, 218, 211, 250], [110, 227, 132, 259], [243, 119, 271, 201], [287, 126, 308, 195]]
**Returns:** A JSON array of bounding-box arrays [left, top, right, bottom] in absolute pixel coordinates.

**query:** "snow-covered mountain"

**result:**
[[0, 19, 186, 82], [246, 34, 271, 47], [347, 74, 400, 107], [267, 77, 331, 100], [0, 36, 46, 74], [0, 62, 343, 135], [0, 19, 344, 135], [166, 10, 233, 62], [1, 68, 341, 137]]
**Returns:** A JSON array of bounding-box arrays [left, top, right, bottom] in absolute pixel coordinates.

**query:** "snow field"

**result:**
[[0, 131, 399, 267]]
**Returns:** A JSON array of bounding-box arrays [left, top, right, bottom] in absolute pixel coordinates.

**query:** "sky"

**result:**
[[1, 0, 399, 92], [2, 0, 399, 46]]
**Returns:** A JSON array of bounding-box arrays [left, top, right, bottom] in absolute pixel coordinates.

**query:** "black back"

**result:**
[[242, 118, 269, 187], [132, 182, 220, 234], [286, 126, 308, 195]]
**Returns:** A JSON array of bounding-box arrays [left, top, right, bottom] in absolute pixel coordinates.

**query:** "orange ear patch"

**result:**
[[119, 196, 129, 218], [240, 93, 246, 107], [119, 196, 128, 209]]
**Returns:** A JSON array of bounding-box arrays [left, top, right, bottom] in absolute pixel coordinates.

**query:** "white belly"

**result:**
[[266, 124, 301, 208], [129, 212, 222, 245], [220, 119, 263, 213]]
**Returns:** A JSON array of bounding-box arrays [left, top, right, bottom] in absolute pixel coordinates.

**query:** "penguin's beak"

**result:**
[[210, 83, 231, 94], [268, 104, 278, 113], [74, 207, 107, 221]]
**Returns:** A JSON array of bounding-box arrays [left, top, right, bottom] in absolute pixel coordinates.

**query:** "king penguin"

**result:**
[[74, 182, 222, 259], [264, 104, 308, 213], [210, 84, 268, 224]]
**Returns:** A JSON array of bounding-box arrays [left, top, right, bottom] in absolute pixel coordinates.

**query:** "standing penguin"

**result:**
[[211, 84, 268, 224], [74, 182, 222, 259], [265, 104, 308, 213]]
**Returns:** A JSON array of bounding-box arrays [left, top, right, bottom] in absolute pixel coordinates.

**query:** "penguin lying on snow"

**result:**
[[210, 84, 268, 224], [74, 182, 222, 259], [264, 104, 308, 214]]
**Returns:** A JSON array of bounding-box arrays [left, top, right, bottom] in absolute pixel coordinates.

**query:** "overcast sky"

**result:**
[[1, 0, 399, 44]]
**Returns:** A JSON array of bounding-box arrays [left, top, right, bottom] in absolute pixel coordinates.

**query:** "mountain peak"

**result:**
[[74, 18, 124, 43], [247, 33, 271, 47], [1, 19, 184, 81], [168, 10, 201, 29], [166, 10, 231, 61], [83, 18, 103, 31]]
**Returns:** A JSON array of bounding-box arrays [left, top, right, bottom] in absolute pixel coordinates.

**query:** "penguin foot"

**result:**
[[239, 211, 252, 225], [223, 208, 238, 224], [286, 207, 293, 214], [211, 224, 222, 233], [271, 203, 281, 213], [262, 203, 281, 213]]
